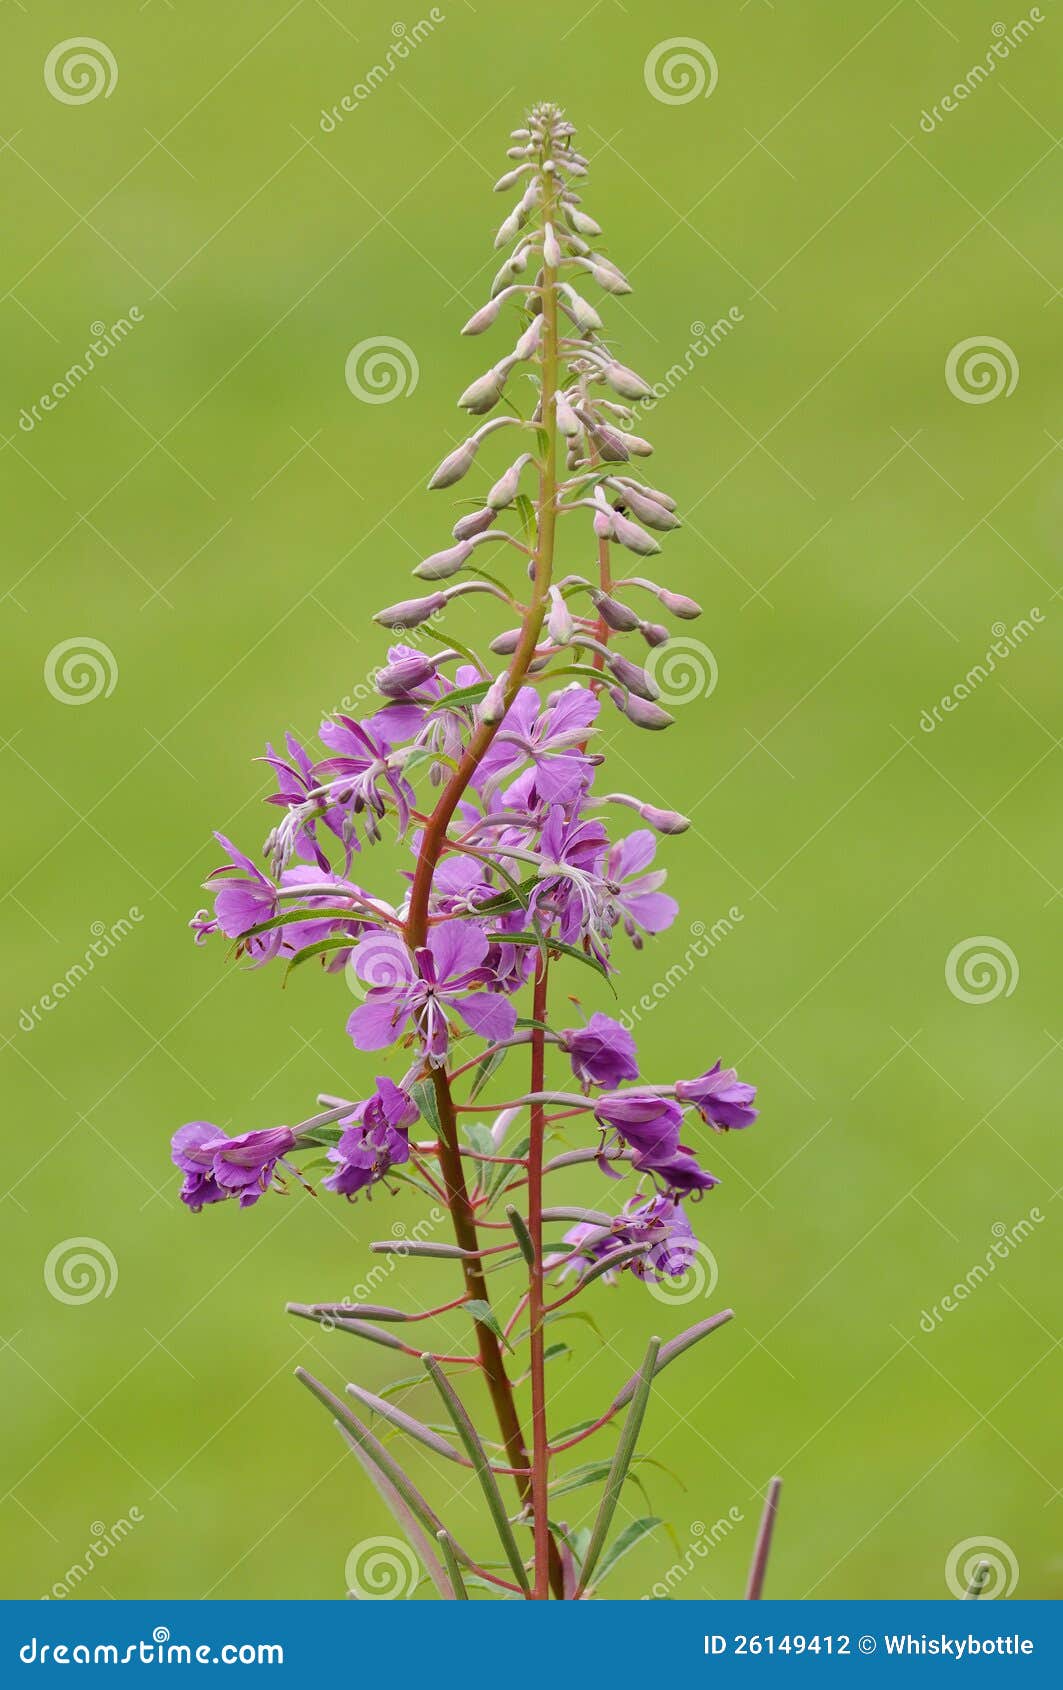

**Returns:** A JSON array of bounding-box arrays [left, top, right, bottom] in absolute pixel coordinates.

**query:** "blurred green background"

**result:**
[[2, 0, 1060, 1602]]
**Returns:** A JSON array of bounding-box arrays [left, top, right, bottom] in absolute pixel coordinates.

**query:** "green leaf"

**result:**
[[426, 679, 492, 711], [243, 906, 376, 939], [483, 1135, 529, 1210], [575, 1336, 661, 1596], [513, 492, 538, 547], [486, 930, 613, 988], [423, 1356, 531, 1595], [505, 1205, 536, 1268], [435, 1531, 469, 1599], [465, 1299, 514, 1354], [462, 1121, 495, 1157], [470, 1045, 510, 1103], [586, 1517, 663, 1591], [409, 1077, 442, 1135]]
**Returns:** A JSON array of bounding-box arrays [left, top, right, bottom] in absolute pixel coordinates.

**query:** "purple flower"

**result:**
[[324, 1077, 418, 1198], [347, 921, 517, 1064], [593, 1091, 683, 1162], [632, 1145, 719, 1195], [475, 685, 598, 803], [548, 1193, 698, 1285], [171, 1121, 296, 1210], [676, 1062, 758, 1131], [604, 829, 678, 943], [561, 1011, 639, 1090]]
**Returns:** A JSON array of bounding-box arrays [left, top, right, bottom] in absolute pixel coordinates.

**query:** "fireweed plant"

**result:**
[[172, 105, 781, 1601]]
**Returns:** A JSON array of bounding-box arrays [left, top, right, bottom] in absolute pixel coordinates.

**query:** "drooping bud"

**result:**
[[461, 297, 503, 336], [596, 793, 691, 834], [452, 506, 496, 541], [377, 653, 439, 697], [639, 621, 670, 647], [615, 429, 654, 457], [592, 426, 630, 463], [608, 687, 674, 730], [588, 261, 632, 295], [658, 588, 702, 620], [489, 627, 522, 655], [374, 592, 446, 630], [607, 652, 659, 701], [487, 454, 531, 510], [555, 394, 581, 436], [494, 207, 522, 249], [513, 316, 543, 361], [603, 362, 652, 401], [562, 288, 602, 333], [611, 511, 660, 557], [428, 438, 479, 489], [547, 586, 574, 645], [478, 675, 508, 724], [592, 506, 615, 539], [494, 165, 531, 192], [613, 482, 680, 530], [414, 541, 473, 580], [458, 363, 509, 415], [592, 591, 640, 632], [543, 222, 562, 269], [567, 207, 601, 237]]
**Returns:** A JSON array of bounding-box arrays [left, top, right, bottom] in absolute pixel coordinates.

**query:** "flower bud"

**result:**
[[614, 483, 680, 530], [638, 803, 691, 835], [452, 506, 496, 541], [458, 364, 508, 415], [487, 453, 531, 510], [478, 676, 508, 724], [374, 593, 446, 629], [513, 316, 543, 361], [563, 289, 602, 333], [494, 207, 522, 248], [543, 222, 562, 269], [494, 165, 530, 192], [592, 426, 630, 463], [590, 262, 632, 295], [607, 652, 659, 701], [377, 653, 438, 697], [611, 511, 660, 557], [603, 362, 652, 401], [592, 507, 615, 540], [547, 586, 574, 645], [616, 430, 654, 457], [555, 394, 581, 436], [567, 207, 601, 237], [592, 591, 640, 632], [414, 541, 473, 580], [608, 687, 674, 730], [639, 621, 670, 647], [658, 589, 702, 620], [461, 297, 503, 336], [428, 438, 479, 489]]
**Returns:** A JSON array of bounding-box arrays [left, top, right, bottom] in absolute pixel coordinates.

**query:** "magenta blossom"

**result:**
[[604, 829, 678, 944], [324, 1077, 418, 1198], [171, 1121, 296, 1210], [593, 1091, 683, 1162], [676, 1062, 758, 1130], [347, 921, 516, 1064], [561, 1011, 639, 1090]]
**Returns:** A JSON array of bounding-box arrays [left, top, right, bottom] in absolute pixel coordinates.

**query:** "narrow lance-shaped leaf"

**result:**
[[576, 1335, 660, 1597], [607, 1310, 734, 1414], [288, 1306, 408, 1352], [585, 1516, 663, 1591], [423, 1353, 532, 1596], [506, 1205, 536, 1267], [344, 1381, 468, 1468], [334, 1423, 454, 1602]]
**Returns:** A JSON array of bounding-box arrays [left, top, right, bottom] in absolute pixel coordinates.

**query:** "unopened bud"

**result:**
[[603, 362, 652, 401], [377, 653, 438, 697], [568, 207, 602, 238], [458, 365, 508, 415], [614, 483, 680, 530], [414, 541, 473, 580], [639, 621, 670, 647], [658, 589, 702, 620], [607, 652, 659, 701], [478, 676, 508, 724], [494, 165, 530, 192], [513, 316, 543, 361], [487, 454, 531, 510], [429, 438, 479, 489], [543, 222, 562, 269], [608, 687, 674, 730], [375, 593, 446, 630], [611, 512, 661, 557], [547, 586, 574, 645], [461, 297, 503, 336], [489, 627, 522, 655], [452, 507, 496, 542], [592, 591, 640, 632], [593, 426, 630, 463], [555, 394, 581, 436], [563, 289, 602, 333]]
